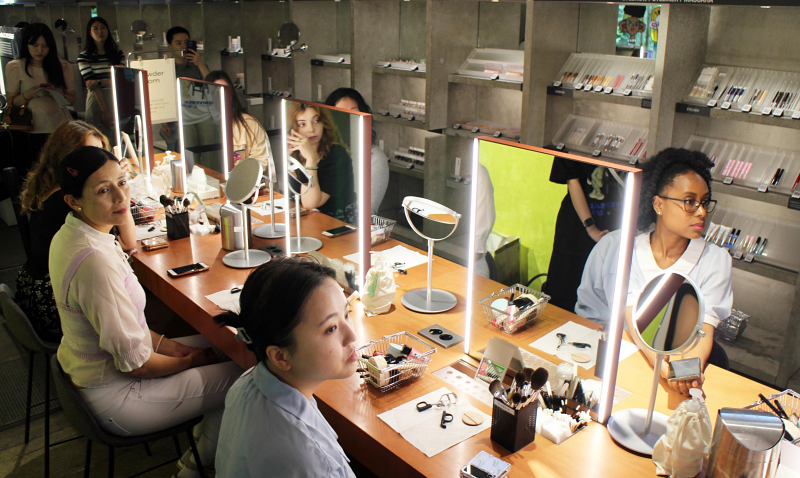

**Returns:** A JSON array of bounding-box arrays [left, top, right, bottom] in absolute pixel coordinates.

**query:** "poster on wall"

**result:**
[[130, 58, 177, 124]]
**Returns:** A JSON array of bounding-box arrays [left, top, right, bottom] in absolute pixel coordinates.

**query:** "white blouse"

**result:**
[[5, 59, 74, 133], [233, 114, 271, 170], [50, 213, 153, 388], [575, 230, 733, 328]]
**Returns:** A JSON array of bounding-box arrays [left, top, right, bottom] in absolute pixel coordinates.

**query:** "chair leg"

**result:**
[[44, 354, 50, 478], [172, 434, 182, 458], [24, 351, 34, 444], [108, 446, 114, 478], [186, 430, 206, 478], [84, 440, 92, 478], [143, 442, 152, 456]]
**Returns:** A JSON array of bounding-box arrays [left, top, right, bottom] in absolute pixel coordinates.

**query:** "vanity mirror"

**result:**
[[111, 66, 153, 176]]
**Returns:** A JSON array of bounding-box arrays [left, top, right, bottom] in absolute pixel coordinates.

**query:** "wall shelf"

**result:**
[[446, 178, 471, 191], [388, 163, 424, 180], [676, 103, 800, 130], [731, 258, 797, 286], [713, 181, 798, 207], [547, 86, 652, 109], [443, 127, 519, 143], [311, 60, 352, 70], [373, 114, 434, 131], [372, 67, 426, 80], [448, 74, 523, 91]]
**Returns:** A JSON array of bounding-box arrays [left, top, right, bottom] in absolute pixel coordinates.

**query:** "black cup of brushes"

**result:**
[[489, 367, 548, 452], [162, 195, 190, 240]]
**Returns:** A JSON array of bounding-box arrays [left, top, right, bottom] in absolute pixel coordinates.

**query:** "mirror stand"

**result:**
[[401, 237, 459, 314], [290, 190, 323, 253], [222, 201, 272, 269], [222, 158, 272, 269], [253, 155, 286, 239]]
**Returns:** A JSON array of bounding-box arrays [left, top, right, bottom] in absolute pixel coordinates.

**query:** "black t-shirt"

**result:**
[[317, 144, 357, 224], [549, 157, 625, 257], [25, 190, 72, 280]]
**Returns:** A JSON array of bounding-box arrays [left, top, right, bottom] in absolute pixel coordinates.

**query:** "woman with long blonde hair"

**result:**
[[287, 102, 356, 224], [16, 121, 135, 342]]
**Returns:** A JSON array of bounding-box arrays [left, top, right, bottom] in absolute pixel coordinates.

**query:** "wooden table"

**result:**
[[131, 178, 776, 477]]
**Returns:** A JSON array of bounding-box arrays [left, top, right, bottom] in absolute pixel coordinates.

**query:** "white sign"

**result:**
[[130, 58, 177, 124]]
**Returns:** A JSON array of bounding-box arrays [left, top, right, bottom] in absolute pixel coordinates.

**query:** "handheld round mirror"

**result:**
[[402, 196, 461, 241], [225, 157, 263, 204], [54, 19, 68, 33], [278, 22, 300, 47], [632, 271, 705, 355], [131, 20, 148, 36]]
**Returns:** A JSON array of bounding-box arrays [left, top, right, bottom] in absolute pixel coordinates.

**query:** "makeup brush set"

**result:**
[[356, 332, 436, 392], [488, 367, 549, 452], [480, 284, 550, 334]]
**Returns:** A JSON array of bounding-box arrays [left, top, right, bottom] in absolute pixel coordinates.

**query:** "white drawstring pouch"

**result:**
[[362, 256, 396, 316], [653, 388, 713, 478]]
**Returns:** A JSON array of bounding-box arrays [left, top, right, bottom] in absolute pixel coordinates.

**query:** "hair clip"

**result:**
[[235, 327, 252, 344], [67, 167, 79, 177]]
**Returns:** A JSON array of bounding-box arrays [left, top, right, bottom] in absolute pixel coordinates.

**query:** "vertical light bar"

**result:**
[[281, 99, 291, 256], [463, 138, 481, 354], [597, 170, 639, 424], [177, 78, 187, 190], [111, 66, 122, 157], [220, 85, 230, 182], [357, 115, 365, 291], [137, 71, 150, 177]]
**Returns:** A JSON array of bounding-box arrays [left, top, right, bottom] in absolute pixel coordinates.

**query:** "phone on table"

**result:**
[[186, 40, 197, 54], [168, 262, 209, 278], [322, 225, 357, 238]]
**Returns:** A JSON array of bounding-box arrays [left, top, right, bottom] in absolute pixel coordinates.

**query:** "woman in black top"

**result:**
[[286, 102, 356, 224], [545, 157, 625, 312], [16, 121, 135, 342]]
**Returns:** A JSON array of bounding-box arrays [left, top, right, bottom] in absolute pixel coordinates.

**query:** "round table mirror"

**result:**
[[278, 22, 300, 47], [54, 19, 68, 33], [607, 271, 706, 456], [222, 158, 271, 269], [284, 157, 322, 253], [131, 20, 148, 36]]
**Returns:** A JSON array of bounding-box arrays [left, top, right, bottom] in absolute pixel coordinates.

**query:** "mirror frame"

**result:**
[[465, 137, 642, 425], [111, 66, 154, 177], [280, 98, 372, 291], [176, 77, 234, 185]]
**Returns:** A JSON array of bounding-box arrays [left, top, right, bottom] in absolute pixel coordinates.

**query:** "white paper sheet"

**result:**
[[378, 387, 491, 457], [205, 285, 243, 313], [344, 245, 429, 269], [247, 198, 287, 216], [530, 321, 640, 370], [135, 223, 167, 241]]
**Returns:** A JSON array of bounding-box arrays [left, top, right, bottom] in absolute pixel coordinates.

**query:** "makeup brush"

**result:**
[[183, 198, 191, 213], [774, 399, 791, 421], [511, 372, 525, 396], [510, 392, 522, 410], [159, 195, 174, 213], [521, 368, 550, 408], [489, 379, 510, 405], [521, 367, 534, 397]]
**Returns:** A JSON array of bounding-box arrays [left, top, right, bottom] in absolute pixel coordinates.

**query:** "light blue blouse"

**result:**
[[216, 363, 356, 478]]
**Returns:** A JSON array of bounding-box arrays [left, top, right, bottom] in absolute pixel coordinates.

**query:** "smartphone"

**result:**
[[322, 225, 357, 238], [186, 40, 197, 53], [142, 237, 168, 251], [668, 357, 702, 382], [168, 262, 209, 278]]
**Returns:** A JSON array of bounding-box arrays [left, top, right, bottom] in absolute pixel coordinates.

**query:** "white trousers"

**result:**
[[79, 335, 244, 464]]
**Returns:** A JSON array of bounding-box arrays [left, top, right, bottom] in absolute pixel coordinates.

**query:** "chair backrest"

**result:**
[[0, 284, 59, 355], [50, 354, 108, 444], [2, 167, 32, 259]]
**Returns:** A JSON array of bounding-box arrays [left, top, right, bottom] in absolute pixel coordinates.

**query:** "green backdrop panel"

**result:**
[[479, 141, 567, 285]]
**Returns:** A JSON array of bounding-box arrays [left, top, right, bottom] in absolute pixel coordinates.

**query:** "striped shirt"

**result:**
[[77, 50, 124, 82]]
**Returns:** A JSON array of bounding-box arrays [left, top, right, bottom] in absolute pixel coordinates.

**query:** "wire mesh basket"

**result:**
[[715, 309, 749, 343], [745, 389, 800, 421], [371, 215, 397, 246], [480, 284, 550, 334], [130, 199, 160, 225], [356, 331, 436, 392]]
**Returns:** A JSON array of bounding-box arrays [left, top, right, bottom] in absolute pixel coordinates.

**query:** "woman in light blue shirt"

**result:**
[[215, 257, 358, 478]]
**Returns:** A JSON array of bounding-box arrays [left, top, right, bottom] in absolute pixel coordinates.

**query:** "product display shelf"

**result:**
[[388, 162, 424, 180], [448, 74, 523, 91], [685, 135, 800, 198], [552, 52, 655, 98], [445, 178, 471, 192], [445, 120, 521, 142], [261, 53, 292, 62], [684, 64, 800, 118], [551, 114, 649, 164], [373, 66, 426, 80], [546, 86, 651, 109], [373, 114, 430, 131], [311, 60, 352, 70], [707, 205, 800, 275], [675, 102, 800, 131], [454, 48, 523, 84]]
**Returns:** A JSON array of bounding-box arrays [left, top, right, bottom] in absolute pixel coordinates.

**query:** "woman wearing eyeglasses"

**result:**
[[576, 148, 732, 396]]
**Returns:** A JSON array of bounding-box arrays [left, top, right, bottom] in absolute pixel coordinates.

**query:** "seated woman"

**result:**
[[287, 102, 357, 224], [16, 121, 135, 343], [215, 257, 357, 478], [205, 71, 274, 170], [51, 146, 242, 478], [325, 88, 388, 215], [576, 148, 732, 395]]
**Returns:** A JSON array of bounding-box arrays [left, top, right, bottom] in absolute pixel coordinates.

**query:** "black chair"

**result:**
[[0, 283, 60, 477], [526, 273, 548, 290], [3, 166, 32, 259], [51, 355, 208, 478], [708, 340, 730, 370]]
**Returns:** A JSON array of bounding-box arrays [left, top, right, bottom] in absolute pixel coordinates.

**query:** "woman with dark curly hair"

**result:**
[[576, 148, 733, 395]]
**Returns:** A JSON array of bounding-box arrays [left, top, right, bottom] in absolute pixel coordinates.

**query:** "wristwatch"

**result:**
[[582, 217, 595, 228]]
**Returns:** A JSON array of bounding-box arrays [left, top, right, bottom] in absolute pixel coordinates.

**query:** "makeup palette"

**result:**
[[418, 325, 464, 349]]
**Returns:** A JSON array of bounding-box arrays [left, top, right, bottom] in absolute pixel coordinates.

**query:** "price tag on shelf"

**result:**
[[493, 131, 502, 138], [733, 251, 744, 260], [793, 111, 800, 120], [490, 74, 500, 80], [773, 108, 784, 117], [744, 253, 755, 263], [575, 83, 584, 90], [721, 102, 731, 110], [471, 127, 480, 133], [629, 158, 639, 165], [556, 143, 565, 150], [742, 105, 753, 113], [707, 99, 717, 107], [554, 81, 562, 87], [593, 85, 603, 92], [758, 184, 769, 192], [452, 124, 461, 130], [723, 177, 734, 185], [604, 87, 613, 94], [762, 107, 772, 115], [794, 191, 800, 199], [623, 89, 632, 96], [584, 84, 593, 91], [394, 113, 402, 118], [592, 150, 601, 157]]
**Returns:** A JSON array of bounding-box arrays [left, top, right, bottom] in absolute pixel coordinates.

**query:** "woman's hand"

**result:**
[[188, 347, 217, 368], [586, 225, 609, 243], [287, 129, 319, 167], [102, 109, 113, 127], [86, 79, 100, 90], [661, 360, 704, 396], [23, 86, 40, 100]]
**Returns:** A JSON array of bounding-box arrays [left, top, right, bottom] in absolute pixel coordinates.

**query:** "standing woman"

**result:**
[[325, 88, 389, 215], [204, 70, 273, 170], [77, 17, 124, 144], [4, 23, 75, 170], [51, 147, 242, 478], [287, 102, 357, 224], [16, 121, 135, 343]]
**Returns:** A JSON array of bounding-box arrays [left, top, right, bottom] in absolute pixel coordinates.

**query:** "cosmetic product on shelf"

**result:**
[[451, 120, 521, 140], [315, 53, 351, 64], [684, 64, 800, 117], [455, 48, 524, 83], [376, 100, 426, 122], [552, 52, 655, 97], [552, 114, 648, 163], [375, 59, 426, 72], [389, 147, 425, 171]]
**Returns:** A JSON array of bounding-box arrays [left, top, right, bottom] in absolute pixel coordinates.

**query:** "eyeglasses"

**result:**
[[658, 196, 717, 214]]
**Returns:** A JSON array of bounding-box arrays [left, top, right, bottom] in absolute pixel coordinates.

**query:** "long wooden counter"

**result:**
[[131, 171, 775, 477]]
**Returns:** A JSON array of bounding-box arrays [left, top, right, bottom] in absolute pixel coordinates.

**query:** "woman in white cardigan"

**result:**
[[50, 146, 242, 477]]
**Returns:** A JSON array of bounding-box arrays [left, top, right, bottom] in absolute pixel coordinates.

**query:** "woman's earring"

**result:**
[[76, 207, 82, 211], [656, 209, 662, 215]]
